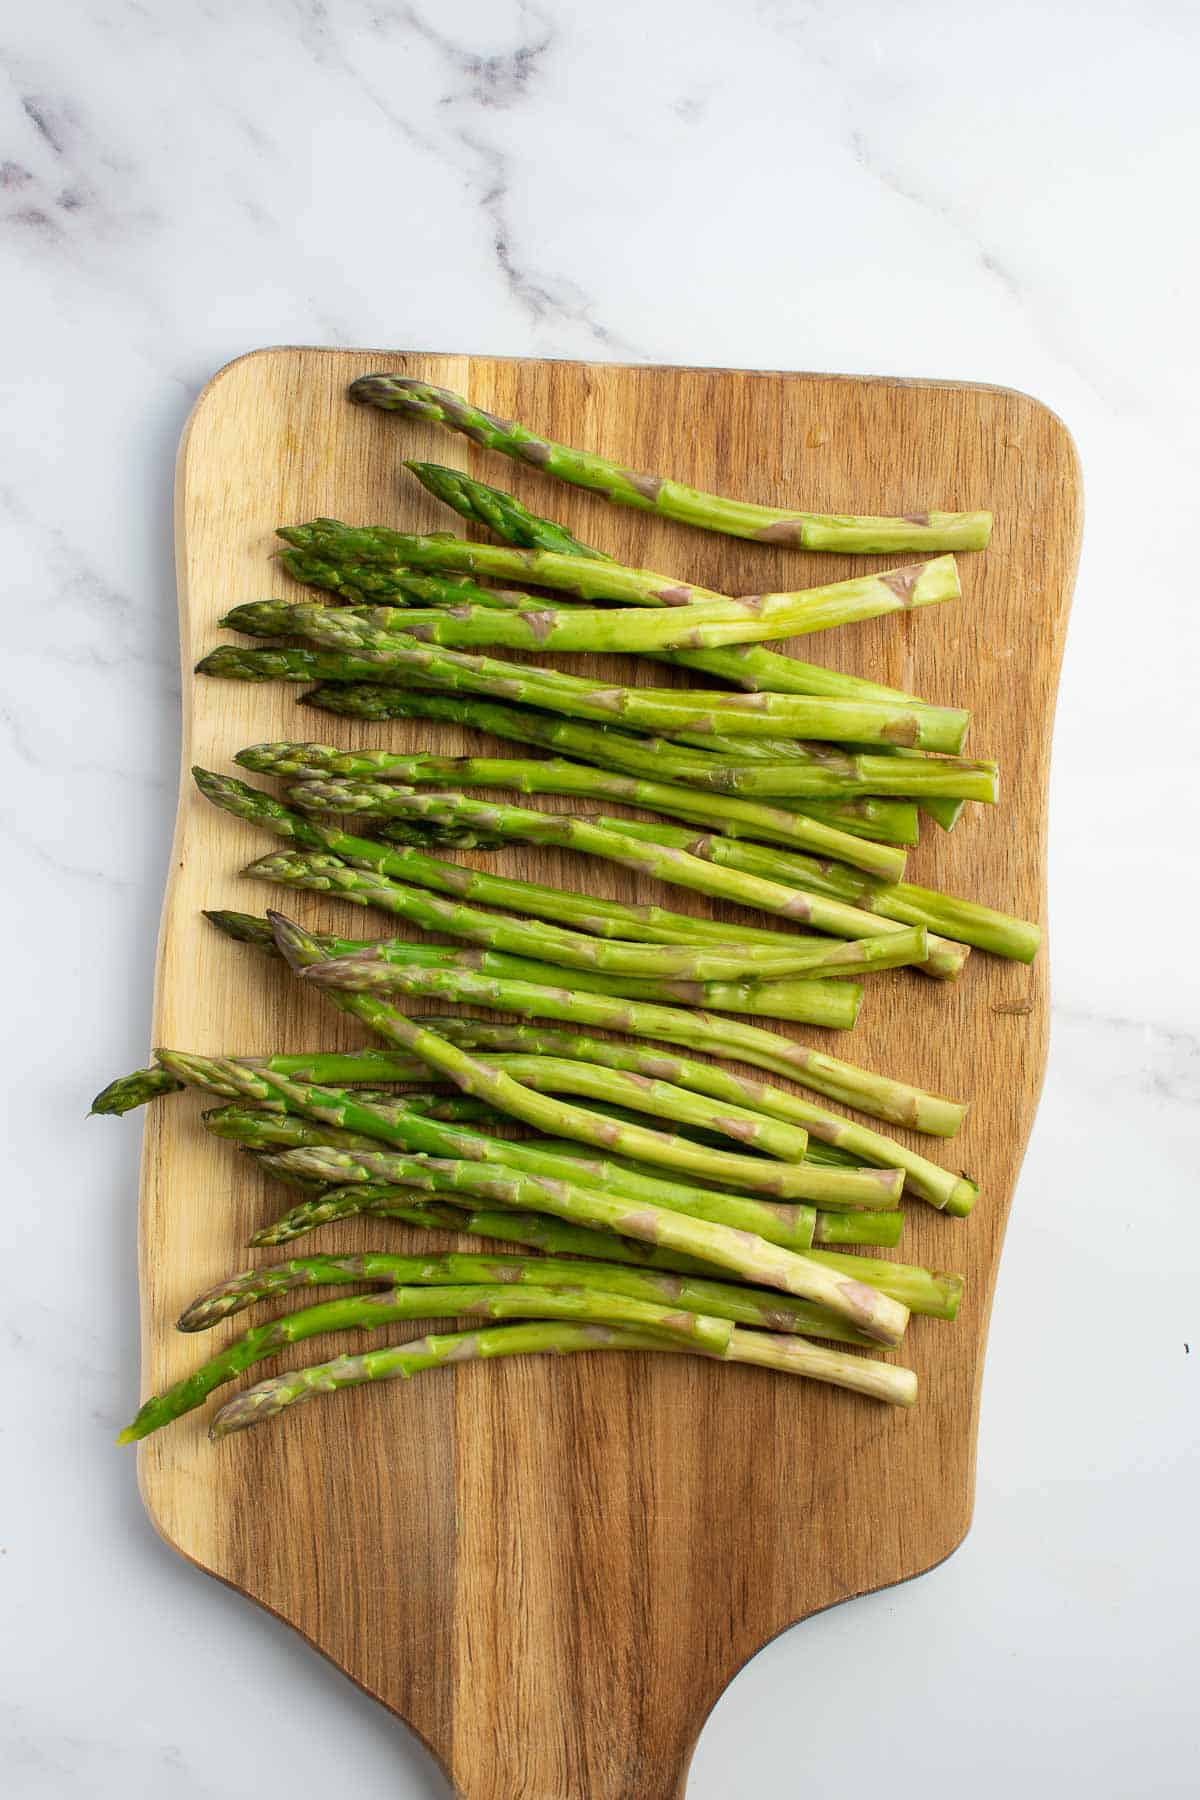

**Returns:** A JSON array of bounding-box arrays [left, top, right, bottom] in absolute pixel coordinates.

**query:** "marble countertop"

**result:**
[[3, 3, 1196, 1794]]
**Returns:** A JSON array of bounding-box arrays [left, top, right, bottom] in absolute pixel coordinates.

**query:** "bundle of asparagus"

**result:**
[[101, 377, 1026, 1445]]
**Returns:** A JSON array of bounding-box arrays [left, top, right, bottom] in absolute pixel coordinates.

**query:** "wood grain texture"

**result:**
[[136, 349, 1080, 1800]]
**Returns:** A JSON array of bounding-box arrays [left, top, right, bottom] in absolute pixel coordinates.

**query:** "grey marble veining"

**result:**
[[1, 3, 1196, 1795]]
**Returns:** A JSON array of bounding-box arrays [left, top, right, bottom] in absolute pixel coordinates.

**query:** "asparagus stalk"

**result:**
[[208, 892, 863, 1022], [501, 1156, 903, 1248], [279, 553, 526, 612], [249, 1184, 900, 1255], [280, 518, 739, 604], [275, 760, 992, 861], [251, 771, 942, 973], [178, 1250, 883, 1344], [599, 818, 1042, 962], [274, 752, 926, 873], [229, 817, 862, 983], [120, 1283, 734, 1440], [159, 1038, 863, 1219], [91, 1065, 185, 1114], [107, 932, 875, 1145], [195, 775, 850, 956], [234, 598, 969, 757], [402, 463, 968, 831], [228, 535, 964, 651], [302, 953, 953, 1140], [404, 461, 610, 559], [331, 1016, 965, 1146], [370, 794, 920, 850], [254, 1140, 910, 1344], [271, 917, 887, 1208], [201, 904, 959, 1150], [280, 774, 911, 907], [211, 1316, 917, 1439], [296, 687, 934, 853], [193, 895, 969, 1162], [349, 376, 989, 555], [203, 1098, 498, 1148], [241, 734, 995, 806], [242, 862, 863, 1030], [247, 844, 923, 1000], [258, 960, 975, 1211], [207, 1322, 668, 1436], [199, 1040, 818, 1167], [204, 604, 967, 767], [249, 1172, 820, 1257]]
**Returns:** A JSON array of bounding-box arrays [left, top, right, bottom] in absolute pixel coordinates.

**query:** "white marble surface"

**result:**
[[2, 2, 1197, 1794]]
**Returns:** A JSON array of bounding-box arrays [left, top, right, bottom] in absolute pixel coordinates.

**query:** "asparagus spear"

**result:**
[[271, 919, 893, 1209], [203, 1098, 498, 1146], [296, 685, 932, 848], [241, 863, 863, 1030], [207, 1238, 956, 1324], [210, 1317, 916, 1439], [281, 775, 911, 908], [193, 895, 970, 1159], [252, 1140, 910, 1344], [247, 1165, 821, 1256], [194, 773, 852, 955], [199, 1039, 818, 1166], [370, 794, 919, 850], [266, 961, 975, 1211], [223, 756, 939, 967], [196, 640, 965, 803], [275, 711, 921, 848], [120, 1283, 735, 1440], [272, 752, 993, 841], [478, 1159, 899, 1245], [349, 375, 990, 554], [249, 1183, 900, 1255], [405, 461, 610, 559], [160, 1036, 858, 1216], [222, 1104, 900, 1233], [178, 1250, 882, 1343], [91, 1065, 185, 1114], [279, 553, 527, 612], [283, 557, 959, 831], [319, 1017, 965, 1148], [598, 818, 1042, 962], [281, 518, 737, 604], [402, 463, 967, 831], [235, 849, 866, 1026], [271, 754, 930, 874], [240, 733, 995, 806], [301, 951, 955, 1139], [216, 597, 969, 760], [226, 822, 860, 983], [248, 844, 923, 998], [198, 907, 958, 1150], [228, 535, 964, 651]]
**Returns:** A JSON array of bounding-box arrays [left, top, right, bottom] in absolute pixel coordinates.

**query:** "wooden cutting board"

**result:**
[[137, 349, 1080, 1799]]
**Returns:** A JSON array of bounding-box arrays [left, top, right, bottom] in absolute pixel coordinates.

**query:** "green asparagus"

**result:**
[[597, 818, 1042, 962], [251, 1140, 911, 1343], [248, 958, 977, 1210], [248, 1185, 901, 1255], [210, 1317, 917, 1439], [240, 733, 995, 806], [178, 1250, 883, 1345], [120, 1282, 734, 1439], [348, 376, 990, 554], [216, 596, 970, 759], [401, 463, 967, 830], [242, 862, 865, 1030]]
